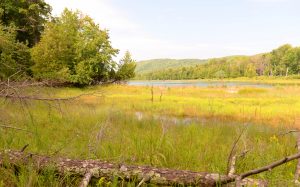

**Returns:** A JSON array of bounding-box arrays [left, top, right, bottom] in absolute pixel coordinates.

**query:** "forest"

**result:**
[[0, 0, 136, 86], [137, 44, 300, 80]]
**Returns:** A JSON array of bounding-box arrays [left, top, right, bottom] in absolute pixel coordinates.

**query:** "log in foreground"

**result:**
[[0, 150, 266, 186]]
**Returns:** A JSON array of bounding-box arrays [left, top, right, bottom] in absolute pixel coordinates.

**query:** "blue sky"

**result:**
[[46, 0, 300, 60]]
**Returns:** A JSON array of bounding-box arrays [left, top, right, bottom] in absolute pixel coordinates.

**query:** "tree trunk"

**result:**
[[0, 150, 265, 186]]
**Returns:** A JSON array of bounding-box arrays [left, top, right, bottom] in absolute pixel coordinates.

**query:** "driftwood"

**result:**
[[0, 150, 268, 186]]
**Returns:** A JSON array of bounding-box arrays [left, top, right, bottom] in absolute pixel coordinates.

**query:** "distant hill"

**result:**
[[135, 59, 208, 74]]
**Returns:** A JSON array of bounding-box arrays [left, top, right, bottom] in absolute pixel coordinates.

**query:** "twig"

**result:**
[[20, 144, 29, 152]]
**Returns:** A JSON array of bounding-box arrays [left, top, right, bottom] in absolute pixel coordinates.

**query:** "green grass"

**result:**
[[1, 85, 300, 186]]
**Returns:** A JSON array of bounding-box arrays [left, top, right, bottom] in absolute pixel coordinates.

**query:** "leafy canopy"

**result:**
[[0, 24, 31, 80], [31, 9, 120, 85], [115, 51, 137, 81], [0, 0, 51, 47]]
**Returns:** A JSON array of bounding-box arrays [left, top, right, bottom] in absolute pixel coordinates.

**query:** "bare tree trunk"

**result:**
[[0, 150, 266, 187]]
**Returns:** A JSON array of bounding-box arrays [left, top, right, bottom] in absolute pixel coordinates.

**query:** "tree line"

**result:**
[[0, 0, 136, 85], [137, 44, 300, 80]]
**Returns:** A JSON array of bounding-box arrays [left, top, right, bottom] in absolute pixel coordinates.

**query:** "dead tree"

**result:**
[[5, 150, 300, 186]]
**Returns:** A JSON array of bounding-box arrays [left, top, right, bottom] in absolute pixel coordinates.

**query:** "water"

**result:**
[[128, 80, 273, 88]]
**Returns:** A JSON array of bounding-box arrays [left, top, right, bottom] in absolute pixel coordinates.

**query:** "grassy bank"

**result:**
[[1, 84, 300, 186]]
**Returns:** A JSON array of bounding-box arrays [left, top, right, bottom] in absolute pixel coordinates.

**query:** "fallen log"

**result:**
[[0, 150, 266, 186]]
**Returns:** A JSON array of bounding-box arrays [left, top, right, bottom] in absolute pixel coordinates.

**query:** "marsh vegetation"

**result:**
[[1, 84, 300, 186]]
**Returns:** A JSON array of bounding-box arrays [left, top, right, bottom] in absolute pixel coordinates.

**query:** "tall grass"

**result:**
[[0, 85, 299, 186]]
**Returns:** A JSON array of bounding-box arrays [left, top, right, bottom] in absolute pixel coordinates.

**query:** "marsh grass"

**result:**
[[0, 85, 300, 186]]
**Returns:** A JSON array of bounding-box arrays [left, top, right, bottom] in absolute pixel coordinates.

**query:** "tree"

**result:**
[[244, 63, 257, 78], [31, 9, 119, 85], [115, 51, 136, 81], [214, 70, 226, 79], [0, 24, 31, 80], [270, 44, 292, 76], [0, 0, 51, 47], [282, 47, 300, 75]]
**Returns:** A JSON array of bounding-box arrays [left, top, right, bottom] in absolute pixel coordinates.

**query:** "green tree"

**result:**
[[282, 47, 300, 75], [214, 70, 226, 79], [0, 0, 51, 47], [244, 63, 257, 78], [31, 9, 119, 85], [0, 24, 31, 80], [115, 51, 136, 81], [270, 44, 292, 76]]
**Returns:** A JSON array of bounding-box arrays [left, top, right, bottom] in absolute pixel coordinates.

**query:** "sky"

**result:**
[[45, 0, 300, 61]]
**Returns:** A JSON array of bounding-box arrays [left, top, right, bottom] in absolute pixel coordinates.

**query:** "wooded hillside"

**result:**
[[137, 45, 300, 80]]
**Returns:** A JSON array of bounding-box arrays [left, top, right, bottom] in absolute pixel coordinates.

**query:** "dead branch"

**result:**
[[79, 172, 93, 187], [0, 125, 33, 134], [0, 91, 103, 101], [228, 150, 249, 177], [20, 144, 29, 152], [0, 150, 265, 187], [222, 152, 300, 185], [295, 132, 300, 183], [226, 124, 249, 175], [241, 152, 300, 178]]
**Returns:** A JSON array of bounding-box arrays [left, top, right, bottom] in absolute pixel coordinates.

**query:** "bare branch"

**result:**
[[222, 152, 300, 184], [226, 124, 249, 174], [79, 172, 92, 187], [0, 125, 33, 134], [228, 150, 249, 177], [20, 144, 29, 152], [241, 152, 300, 178], [0, 91, 103, 101], [295, 132, 300, 183]]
